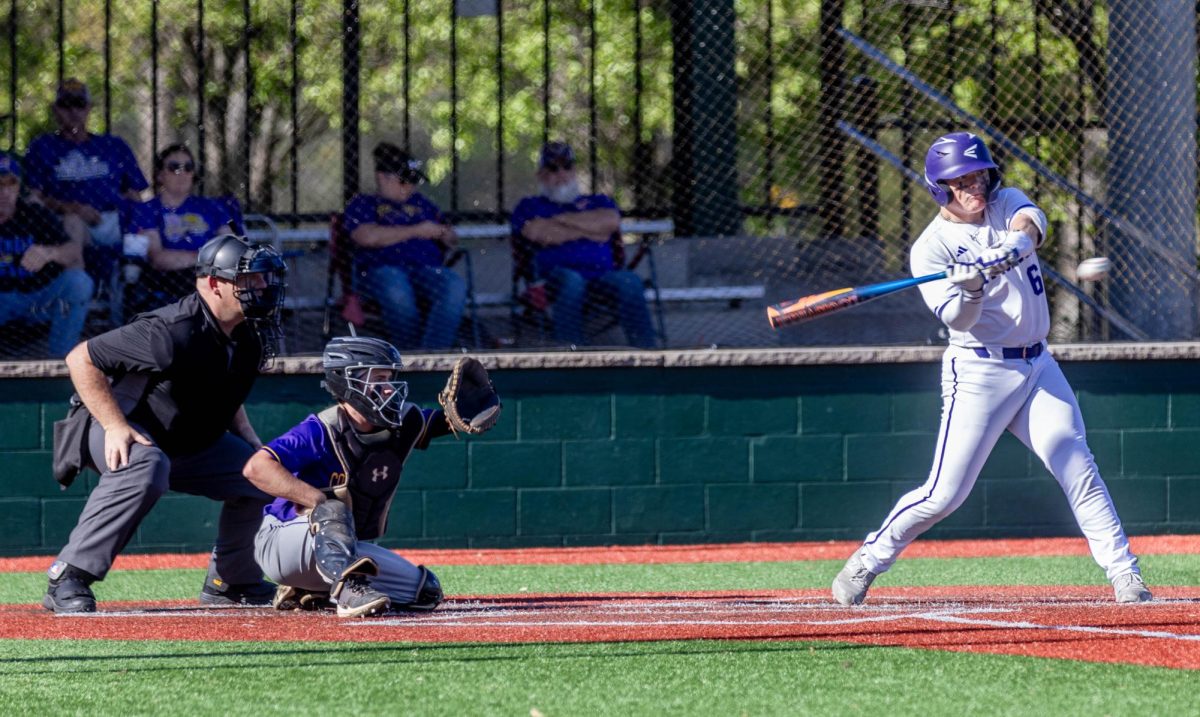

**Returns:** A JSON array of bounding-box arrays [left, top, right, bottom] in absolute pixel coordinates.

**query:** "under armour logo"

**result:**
[[371, 466, 389, 483]]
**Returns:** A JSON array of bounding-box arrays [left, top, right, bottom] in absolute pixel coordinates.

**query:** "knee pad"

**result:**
[[400, 565, 443, 611], [309, 500, 359, 584]]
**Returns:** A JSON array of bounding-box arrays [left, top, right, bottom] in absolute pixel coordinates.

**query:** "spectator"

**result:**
[[126, 143, 234, 308], [0, 151, 94, 358], [23, 78, 149, 252], [343, 142, 466, 350], [511, 141, 656, 348]]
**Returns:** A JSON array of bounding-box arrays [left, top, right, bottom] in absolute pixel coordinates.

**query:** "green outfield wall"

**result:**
[[1, 345, 1198, 556]]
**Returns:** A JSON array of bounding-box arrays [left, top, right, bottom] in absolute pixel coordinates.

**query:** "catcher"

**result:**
[[243, 335, 500, 617]]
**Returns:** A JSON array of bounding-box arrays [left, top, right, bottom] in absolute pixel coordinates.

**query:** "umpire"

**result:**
[[43, 234, 288, 613]]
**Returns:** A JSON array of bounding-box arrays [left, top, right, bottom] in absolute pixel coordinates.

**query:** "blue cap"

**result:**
[[539, 141, 575, 170], [55, 78, 91, 107], [0, 151, 21, 179]]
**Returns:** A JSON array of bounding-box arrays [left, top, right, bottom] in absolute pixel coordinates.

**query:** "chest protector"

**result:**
[[316, 404, 429, 540]]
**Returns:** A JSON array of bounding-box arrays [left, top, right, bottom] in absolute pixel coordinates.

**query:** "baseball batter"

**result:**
[[832, 132, 1151, 606], [244, 336, 456, 617]]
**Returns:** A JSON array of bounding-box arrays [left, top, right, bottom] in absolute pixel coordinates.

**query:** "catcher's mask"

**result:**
[[321, 336, 409, 427], [195, 234, 288, 361]]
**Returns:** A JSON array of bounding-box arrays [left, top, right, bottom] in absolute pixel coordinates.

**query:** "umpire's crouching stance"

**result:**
[[244, 336, 500, 617], [44, 235, 288, 613]]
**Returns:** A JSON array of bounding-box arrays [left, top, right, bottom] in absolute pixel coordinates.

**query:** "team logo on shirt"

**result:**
[[53, 150, 112, 181]]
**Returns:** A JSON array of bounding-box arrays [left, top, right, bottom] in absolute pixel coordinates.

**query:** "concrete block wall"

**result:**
[[1, 358, 1198, 556]]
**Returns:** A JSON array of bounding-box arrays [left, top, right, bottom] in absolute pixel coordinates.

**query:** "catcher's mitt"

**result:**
[[439, 356, 501, 436]]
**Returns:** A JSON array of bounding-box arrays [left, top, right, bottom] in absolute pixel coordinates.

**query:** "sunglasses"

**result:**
[[165, 160, 196, 174], [56, 97, 90, 110], [542, 162, 574, 172]]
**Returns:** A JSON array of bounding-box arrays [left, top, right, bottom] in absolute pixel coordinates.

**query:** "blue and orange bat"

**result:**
[[766, 271, 948, 329]]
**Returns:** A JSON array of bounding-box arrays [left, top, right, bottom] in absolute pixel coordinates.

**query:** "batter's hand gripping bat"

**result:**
[[766, 271, 948, 329]]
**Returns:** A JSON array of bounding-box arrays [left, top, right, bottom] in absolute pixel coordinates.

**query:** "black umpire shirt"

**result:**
[[86, 292, 263, 457]]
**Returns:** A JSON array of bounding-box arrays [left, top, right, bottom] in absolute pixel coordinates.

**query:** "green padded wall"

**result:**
[[2, 359, 1197, 556]]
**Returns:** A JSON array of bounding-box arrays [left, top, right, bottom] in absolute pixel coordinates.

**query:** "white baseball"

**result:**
[[1076, 256, 1112, 281]]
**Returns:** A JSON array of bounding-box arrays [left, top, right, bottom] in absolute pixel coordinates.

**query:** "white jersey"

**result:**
[[910, 187, 1049, 348]]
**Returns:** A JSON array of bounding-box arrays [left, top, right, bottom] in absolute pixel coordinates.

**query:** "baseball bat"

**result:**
[[766, 271, 948, 329]]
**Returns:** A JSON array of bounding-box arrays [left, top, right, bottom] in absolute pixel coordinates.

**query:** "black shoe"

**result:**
[[334, 574, 390, 618], [199, 577, 276, 607], [43, 575, 97, 614]]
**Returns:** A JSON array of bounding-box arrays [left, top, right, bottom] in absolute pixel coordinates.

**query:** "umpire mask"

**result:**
[[321, 336, 409, 428], [196, 235, 289, 362]]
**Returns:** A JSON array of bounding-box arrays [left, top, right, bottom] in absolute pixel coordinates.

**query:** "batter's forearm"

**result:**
[[939, 294, 983, 331]]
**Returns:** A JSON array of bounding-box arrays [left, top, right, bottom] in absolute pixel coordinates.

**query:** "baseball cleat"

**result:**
[[43, 575, 97, 614], [335, 574, 391, 618], [273, 584, 333, 611], [1112, 572, 1152, 603], [832, 552, 877, 606], [199, 577, 277, 607]]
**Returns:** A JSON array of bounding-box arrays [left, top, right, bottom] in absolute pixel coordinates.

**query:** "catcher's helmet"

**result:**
[[321, 336, 408, 427], [923, 132, 1001, 206]]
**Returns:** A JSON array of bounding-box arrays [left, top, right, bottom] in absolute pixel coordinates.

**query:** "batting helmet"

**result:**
[[923, 132, 1001, 206], [321, 336, 408, 428]]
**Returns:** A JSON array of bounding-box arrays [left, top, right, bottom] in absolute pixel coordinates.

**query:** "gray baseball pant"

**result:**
[[254, 514, 424, 603], [56, 420, 269, 585]]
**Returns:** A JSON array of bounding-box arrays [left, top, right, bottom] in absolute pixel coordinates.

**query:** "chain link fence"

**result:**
[[0, 0, 1195, 358]]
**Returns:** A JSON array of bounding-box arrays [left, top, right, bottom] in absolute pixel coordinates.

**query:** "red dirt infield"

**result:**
[[6, 537, 1199, 670], [6, 587, 1200, 671], [3, 534, 1197, 573]]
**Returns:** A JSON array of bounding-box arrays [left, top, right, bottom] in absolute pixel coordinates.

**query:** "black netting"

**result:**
[[0, 1, 1195, 358]]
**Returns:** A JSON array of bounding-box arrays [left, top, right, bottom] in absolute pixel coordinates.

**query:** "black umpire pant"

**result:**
[[55, 420, 270, 585]]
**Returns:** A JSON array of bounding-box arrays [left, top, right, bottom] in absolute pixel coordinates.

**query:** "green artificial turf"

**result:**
[[1, 638, 1195, 716], [2, 553, 1198, 604], [4, 553, 1198, 715]]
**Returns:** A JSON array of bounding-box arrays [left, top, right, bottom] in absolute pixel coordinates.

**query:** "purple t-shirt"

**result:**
[[510, 193, 619, 280], [131, 196, 232, 251], [261, 408, 440, 522], [24, 132, 149, 211], [343, 192, 445, 268]]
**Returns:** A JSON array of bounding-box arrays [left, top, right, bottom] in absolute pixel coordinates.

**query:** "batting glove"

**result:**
[[976, 246, 1020, 278], [978, 230, 1035, 278], [946, 262, 985, 301]]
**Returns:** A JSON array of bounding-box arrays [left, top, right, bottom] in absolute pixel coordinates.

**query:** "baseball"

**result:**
[[1076, 256, 1112, 281]]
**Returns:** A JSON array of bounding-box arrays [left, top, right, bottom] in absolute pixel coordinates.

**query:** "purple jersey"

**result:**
[[24, 132, 149, 211], [131, 196, 232, 251], [510, 193, 620, 279], [261, 407, 440, 522], [343, 192, 445, 268]]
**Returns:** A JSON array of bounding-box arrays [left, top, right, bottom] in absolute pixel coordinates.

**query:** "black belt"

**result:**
[[972, 343, 1044, 360]]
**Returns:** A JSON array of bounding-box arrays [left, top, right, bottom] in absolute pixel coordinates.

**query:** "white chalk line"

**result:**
[[350, 602, 1200, 643]]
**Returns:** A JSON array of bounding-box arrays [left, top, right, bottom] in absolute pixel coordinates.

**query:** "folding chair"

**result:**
[[322, 212, 482, 348], [509, 232, 665, 348]]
